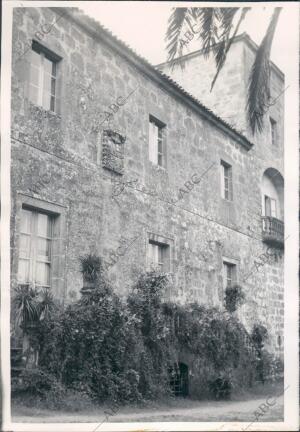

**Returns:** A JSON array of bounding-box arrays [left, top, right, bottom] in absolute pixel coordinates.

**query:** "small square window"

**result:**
[[148, 240, 170, 272], [220, 160, 233, 201], [149, 116, 165, 167], [29, 41, 60, 112]]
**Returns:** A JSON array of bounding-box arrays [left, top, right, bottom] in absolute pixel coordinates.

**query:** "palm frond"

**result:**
[[197, 8, 221, 58], [213, 8, 239, 70], [210, 7, 250, 91], [247, 8, 282, 133], [165, 7, 190, 69]]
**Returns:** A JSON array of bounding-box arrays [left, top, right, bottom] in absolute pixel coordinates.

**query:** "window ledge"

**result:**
[[149, 161, 167, 173], [221, 197, 233, 204], [28, 102, 61, 120]]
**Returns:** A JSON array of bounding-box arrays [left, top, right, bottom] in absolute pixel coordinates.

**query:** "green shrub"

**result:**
[[224, 285, 245, 313], [259, 351, 283, 382], [127, 271, 177, 399], [209, 375, 232, 400], [13, 258, 280, 406], [11, 367, 66, 408]]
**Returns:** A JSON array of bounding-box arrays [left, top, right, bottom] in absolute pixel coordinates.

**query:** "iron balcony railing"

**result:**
[[262, 216, 284, 248]]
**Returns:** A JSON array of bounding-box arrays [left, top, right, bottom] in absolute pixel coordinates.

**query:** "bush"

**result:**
[[38, 264, 143, 404], [11, 367, 66, 408], [13, 258, 280, 406], [251, 324, 268, 348], [127, 271, 177, 399], [224, 285, 245, 313], [209, 376, 232, 400], [259, 351, 283, 382]]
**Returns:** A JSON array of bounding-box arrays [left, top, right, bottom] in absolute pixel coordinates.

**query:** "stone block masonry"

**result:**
[[10, 7, 284, 356]]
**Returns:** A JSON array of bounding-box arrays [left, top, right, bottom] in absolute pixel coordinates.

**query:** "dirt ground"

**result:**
[[13, 394, 283, 423]]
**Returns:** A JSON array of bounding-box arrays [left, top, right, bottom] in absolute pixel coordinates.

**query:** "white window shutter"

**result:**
[[265, 196, 271, 217], [220, 164, 225, 198], [271, 199, 277, 218], [228, 167, 233, 200], [149, 121, 158, 164]]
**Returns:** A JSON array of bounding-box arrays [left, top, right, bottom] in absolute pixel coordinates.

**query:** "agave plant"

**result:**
[[38, 289, 57, 321], [165, 7, 282, 134], [13, 284, 40, 331], [80, 254, 102, 282]]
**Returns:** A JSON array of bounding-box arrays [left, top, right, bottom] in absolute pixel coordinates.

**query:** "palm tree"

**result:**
[[165, 7, 282, 134]]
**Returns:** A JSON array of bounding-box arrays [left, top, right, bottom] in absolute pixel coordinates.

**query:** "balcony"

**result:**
[[262, 216, 284, 248]]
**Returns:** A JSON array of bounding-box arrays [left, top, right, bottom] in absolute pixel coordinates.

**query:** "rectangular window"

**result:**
[[18, 208, 54, 289], [264, 195, 277, 218], [148, 240, 170, 272], [220, 160, 233, 200], [223, 261, 237, 288], [270, 117, 277, 146], [29, 42, 59, 112], [149, 116, 165, 166]]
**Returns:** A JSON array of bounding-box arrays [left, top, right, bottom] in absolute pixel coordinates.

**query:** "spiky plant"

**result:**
[[165, 6, 281, 134], [79, 254, 101, 282], [38, 289, 57, 321], [13, 284, 40, 331]]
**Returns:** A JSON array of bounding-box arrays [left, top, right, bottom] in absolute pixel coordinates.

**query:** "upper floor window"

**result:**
[[261, 168, 284, 221], [148, 240, 170, 272], [264, 195, 277, 218], [29, 42, 60, 112], [223, 261, 237, 288], [18, 208, 54, 289], [270, 117, 277, 146], [220, 160, 233, 201], [149, 116, 165, 167]]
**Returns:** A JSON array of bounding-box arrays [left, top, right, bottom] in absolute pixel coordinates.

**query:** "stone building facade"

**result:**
[[11, 7, 284, 357]]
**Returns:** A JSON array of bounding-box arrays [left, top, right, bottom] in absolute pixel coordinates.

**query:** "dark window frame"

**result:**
[[149, 115, 166, 167], [270, 117, 277, 146], [221, 160, 233, 201], [29, 41, 62, 113]]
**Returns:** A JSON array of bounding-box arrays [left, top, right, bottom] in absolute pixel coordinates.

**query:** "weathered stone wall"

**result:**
[[159, 35, 285, 151], [160, 42, 247, 134], [11, 7, 284, 355]]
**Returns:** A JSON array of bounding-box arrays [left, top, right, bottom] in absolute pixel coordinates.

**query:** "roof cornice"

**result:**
[[50, 7, 254, 151]]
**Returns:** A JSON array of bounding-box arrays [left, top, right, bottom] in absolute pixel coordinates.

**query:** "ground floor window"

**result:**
[[223, 261, 237, 288], [148, 240, 170, 272], [18, 207, 54, 289]]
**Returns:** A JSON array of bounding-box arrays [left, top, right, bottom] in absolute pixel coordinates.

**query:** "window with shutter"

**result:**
[[18, 208, 54, 289], [29, 42, 60, 112], [264, 195, 277, 218], [220, 160, 233, 201], [223, 261, 237, 288], [148, 240, 170, 272], [149, 116, 165, 167]]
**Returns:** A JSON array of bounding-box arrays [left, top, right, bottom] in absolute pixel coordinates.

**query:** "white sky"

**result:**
[[80, 2, 291, 74]]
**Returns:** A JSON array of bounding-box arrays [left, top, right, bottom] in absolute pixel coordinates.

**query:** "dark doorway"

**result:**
[[170, 362, 189, 397]]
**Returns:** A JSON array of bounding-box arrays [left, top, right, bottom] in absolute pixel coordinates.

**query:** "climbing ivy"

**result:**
[[13, 256, 282, 407]]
